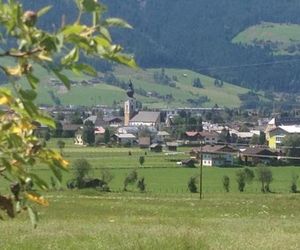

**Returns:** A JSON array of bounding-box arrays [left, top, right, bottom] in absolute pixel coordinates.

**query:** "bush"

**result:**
[[124, 170, 138, 191], [236, 170, 246, 192], [137, 177, 146, 192], [290, 173, 299, 193], [139, 156, 145, 167], [222, 175, 230, 192], [256, 165, 273, 193], [73, 159, 92, 188], [188, 176, 198, 193]]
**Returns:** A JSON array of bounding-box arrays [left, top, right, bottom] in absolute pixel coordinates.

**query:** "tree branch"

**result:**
[[0, 48, 43, 58]]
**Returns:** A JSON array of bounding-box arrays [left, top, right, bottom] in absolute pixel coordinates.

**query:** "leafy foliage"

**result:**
[[256, 165, 273, 193], [188, 175, 198, 193], [123, 169, 138, 191], [0, 0, 135, 226], [222, 175, 230, 192]]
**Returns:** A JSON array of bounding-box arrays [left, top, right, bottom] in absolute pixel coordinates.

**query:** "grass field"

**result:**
[[1, 140, 300, 249], [233, 22, 300, 55], [1, 64, 249, 108]]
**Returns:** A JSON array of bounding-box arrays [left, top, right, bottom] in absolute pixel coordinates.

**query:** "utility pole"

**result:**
[[199, 144, 203, 200]]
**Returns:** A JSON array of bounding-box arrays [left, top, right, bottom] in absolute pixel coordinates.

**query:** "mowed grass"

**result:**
[[1, 141, 300, 249], [233, 22, 300, 55]]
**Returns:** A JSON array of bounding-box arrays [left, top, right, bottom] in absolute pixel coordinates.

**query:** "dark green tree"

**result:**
[[104, 128, 111, 144], [82, 120, 95, 145]]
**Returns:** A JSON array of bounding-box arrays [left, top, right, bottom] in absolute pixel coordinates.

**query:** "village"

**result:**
[[34, 84, 300, 169]]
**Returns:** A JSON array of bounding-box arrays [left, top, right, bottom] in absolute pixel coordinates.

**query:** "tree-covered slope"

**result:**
[[20, 0, 300, 92]]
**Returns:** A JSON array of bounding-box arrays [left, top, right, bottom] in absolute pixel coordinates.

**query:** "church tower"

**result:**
[[124, 98, 136, 126]]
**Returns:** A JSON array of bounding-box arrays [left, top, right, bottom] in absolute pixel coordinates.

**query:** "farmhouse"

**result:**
[[150, 143, 163, 152], [240, 147, 277, 165], [113, 133, 136, 146], [191, 145, 237, 167]]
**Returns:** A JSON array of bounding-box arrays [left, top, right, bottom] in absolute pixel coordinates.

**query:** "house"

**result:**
[[184, 131, 219, 145], [129, 111, 161, 128], [166, 142, 178, 151], [103, 116, 123, 127], [191, 145, 238, 167], [198, 131, 219, 145], [156, 131, 170, 143], [74, 128, 84, 145], [150, 143, 163, 153], [62, 124, 82, 138], [139, 137, 151, 148], [267, 125, 300, 149], [240, 147, 277, 165], [112, 133, 136, 146]]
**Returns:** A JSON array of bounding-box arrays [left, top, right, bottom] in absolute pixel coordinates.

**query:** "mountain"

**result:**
[[19, 1, 300, 92]]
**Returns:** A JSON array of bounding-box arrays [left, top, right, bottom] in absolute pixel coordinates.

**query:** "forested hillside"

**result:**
[[21, 0, 300, 92]]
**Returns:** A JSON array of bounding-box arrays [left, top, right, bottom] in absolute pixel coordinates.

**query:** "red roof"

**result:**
[[185, 131, 199, 137]]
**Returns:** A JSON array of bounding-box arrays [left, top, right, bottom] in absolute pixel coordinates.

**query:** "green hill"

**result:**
[[233, 22, 300, 55], [2, 65, 249, 108]]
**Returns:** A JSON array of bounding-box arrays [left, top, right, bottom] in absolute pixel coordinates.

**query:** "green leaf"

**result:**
[[81, 0, 105, 12], [99, 27, 112, 42], [52, 70, 71, 90], [22, 100, 38, 116], [103, 18, 132, 29], [34, 114, 55, 128], [37, 6, 52, 17], [49, 165, 63, 183], [19, 89, 37, 101], [29, 173, 49, 190], [26, 74, 39, 89], [61, 24, 86, 36], [62, 47, 79, 65], [73, 64, 97, 76], [108, 54, 138, 68], [27, 206, 38, 229]]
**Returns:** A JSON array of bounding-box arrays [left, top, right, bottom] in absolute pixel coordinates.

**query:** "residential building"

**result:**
[[240, 147, 277, 165], [191, 145, 237, 167], [267, 125, 300, 149]]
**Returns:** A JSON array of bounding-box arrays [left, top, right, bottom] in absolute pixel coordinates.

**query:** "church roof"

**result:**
[[130, 111, 160, 123]]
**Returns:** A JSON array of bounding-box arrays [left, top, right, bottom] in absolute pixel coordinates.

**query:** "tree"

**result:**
[[137, 177, 146, 192], [123, 170, 138, 191], [82, 120, 95, 145], [73, 159, 92, 188], [282, 134, 300, 165], [139, 156, 145, 167], [57, 140, 66, 156], [0, 0, 136, 226], [104, 128, 111, 144], [290, 173, 299, 193], [188, 175, 198, 193], [236, 168, 254, 192], [222, 175, 230, 192], [236, 170, 246, 192], [256, 165, 273, 193], [250, 134, 260, 145]]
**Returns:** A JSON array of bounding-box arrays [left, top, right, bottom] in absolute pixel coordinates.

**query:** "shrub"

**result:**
[[139, 156, 145, 167], [188, 176, 198, 193], [256, 165, 273, 193], [222, 175, 230, 192], [73, 159, 92, 188], [290, 173, 299, 193], [137, 177, 146, 192], [236, 170, 246, 192], [124, 170, 138, 191]]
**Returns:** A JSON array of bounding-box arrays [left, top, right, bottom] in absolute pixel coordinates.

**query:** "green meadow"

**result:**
[[1, 140, 300, 249], [233, 22, 300, 55], [0, 64, 249, 108]]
